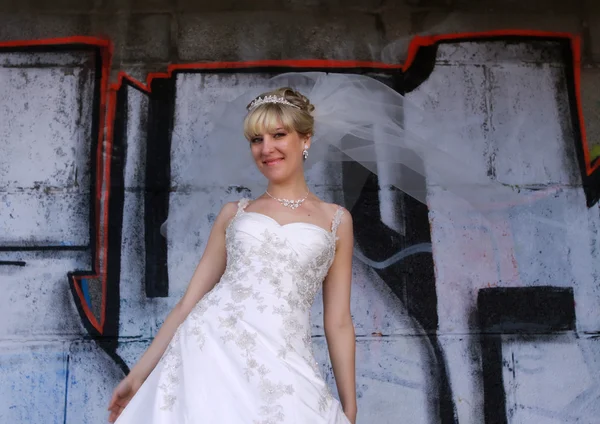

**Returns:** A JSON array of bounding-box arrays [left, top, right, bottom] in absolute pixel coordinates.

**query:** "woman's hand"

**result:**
[[107, 375, 143, 422]]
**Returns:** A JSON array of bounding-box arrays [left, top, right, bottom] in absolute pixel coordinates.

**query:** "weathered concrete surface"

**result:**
[[118, 86, 154, 340], [0, 51, 97, 422], [502, 335, 600, 423], [582, 68, 600, 153], [0, 54, 94, 246], [0, 0, 597, 68], [0, 252, 90, 338], [123, 13, 171, 62], [65, 341, 125, 424], [0, 342, 69, 424], [586, 0, 600, 63], [0, 13, 91, 40], [177, 11, 383, 62], [406, 40, 600, 423]]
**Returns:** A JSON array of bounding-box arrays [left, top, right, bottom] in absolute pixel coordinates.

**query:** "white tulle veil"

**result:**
[[160, 71, 545, 242]]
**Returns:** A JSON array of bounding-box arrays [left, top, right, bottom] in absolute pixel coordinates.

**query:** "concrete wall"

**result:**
[[2, 1, 600, 424]]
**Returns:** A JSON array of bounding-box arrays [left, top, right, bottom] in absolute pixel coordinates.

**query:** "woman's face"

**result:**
[[248, 124, 310, 183]]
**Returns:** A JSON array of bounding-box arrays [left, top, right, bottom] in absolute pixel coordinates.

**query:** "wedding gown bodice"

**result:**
[[218, 199, 340, 353]]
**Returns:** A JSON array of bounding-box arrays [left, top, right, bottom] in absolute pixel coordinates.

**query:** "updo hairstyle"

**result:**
[[243, 87, 315, 141]]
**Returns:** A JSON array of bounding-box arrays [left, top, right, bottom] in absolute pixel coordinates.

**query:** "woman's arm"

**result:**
[[128, 201, 237, 382], [322, 208, 357, 423]]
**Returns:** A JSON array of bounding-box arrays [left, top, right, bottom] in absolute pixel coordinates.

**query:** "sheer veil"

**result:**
[[161, 71, 547, 243]]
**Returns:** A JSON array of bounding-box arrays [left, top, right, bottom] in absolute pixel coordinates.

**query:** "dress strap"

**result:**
[[330, 205, 345, 236], [236, 198, 250, 216]]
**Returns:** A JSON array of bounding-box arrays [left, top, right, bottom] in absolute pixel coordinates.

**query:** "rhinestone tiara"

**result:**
[[248, 95, 301, 111]]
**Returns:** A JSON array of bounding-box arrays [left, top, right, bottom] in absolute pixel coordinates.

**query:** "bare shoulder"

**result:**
[[316, 200, 353, 228], [319, 202, 353, 250], [333, 204, 353, 233], [221, 200, 239, 216], [325, 201, 351, 218], [215, 200, 242, 228]]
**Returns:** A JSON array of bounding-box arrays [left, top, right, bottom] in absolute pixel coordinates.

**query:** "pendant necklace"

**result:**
[[265, 190, 309, 210]]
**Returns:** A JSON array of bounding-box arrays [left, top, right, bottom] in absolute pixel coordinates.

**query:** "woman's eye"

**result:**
[[251, 137, 262, 144], [274, 132, 286, 138]]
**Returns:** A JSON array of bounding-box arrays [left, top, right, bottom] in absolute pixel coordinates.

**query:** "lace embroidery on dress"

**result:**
[[157, 327, 183, 411], [157, 289, 221, 411], [155, 201, 256, 412], [262, 204, 344, 413], [222, 199, 298, 422], [330, 205, 344, 241]]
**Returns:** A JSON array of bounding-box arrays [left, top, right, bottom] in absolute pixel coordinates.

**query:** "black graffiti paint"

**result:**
[[144, 78, 176, 298], [478, 286, 576, 424]]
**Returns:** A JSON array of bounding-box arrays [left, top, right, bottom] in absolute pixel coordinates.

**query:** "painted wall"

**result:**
[[1, 34, 600, 424]]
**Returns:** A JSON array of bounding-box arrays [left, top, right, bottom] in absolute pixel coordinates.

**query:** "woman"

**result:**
[[108, 87, 357, 423]]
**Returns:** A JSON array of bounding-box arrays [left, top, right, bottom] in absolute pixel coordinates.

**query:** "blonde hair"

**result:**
[[243, 87, 315, 140]]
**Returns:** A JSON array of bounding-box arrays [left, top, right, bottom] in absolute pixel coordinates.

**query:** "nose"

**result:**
[[260, 135, 275, 154]]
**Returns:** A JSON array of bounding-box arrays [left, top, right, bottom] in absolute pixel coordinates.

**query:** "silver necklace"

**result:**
[[265, 190, 309, 210]]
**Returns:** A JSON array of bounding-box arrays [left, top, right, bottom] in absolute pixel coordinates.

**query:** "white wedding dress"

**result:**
[[115, 198, 351, 423]]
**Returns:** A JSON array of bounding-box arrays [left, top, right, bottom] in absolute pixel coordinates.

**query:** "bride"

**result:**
[[107, 85, 357, 423]]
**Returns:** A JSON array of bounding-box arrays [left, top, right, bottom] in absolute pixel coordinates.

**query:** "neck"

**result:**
[[266, 176, 309, 199]]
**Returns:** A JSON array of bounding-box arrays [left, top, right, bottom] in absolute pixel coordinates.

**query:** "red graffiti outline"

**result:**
[[0, 31, 590, 335], [0, 37, 112, 333]]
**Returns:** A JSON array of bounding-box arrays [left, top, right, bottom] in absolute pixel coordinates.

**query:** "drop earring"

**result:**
[[302, 145, 308, 160]]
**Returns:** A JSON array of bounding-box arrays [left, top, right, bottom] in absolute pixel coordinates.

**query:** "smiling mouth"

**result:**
[[264, 158, 284, 166]]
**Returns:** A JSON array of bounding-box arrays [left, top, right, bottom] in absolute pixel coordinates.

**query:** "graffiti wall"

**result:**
[[1, 35, 600, 424]]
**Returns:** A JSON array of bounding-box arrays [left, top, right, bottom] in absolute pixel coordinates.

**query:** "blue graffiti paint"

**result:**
[[80, 278, 91, 308], [353, 243, 433, 269]]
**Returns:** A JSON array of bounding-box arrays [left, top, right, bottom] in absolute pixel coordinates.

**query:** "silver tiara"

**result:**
[[248, 95, 301, 111]]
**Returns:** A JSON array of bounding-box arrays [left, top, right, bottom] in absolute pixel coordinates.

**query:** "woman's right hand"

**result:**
[[107, 375, 143, 422]]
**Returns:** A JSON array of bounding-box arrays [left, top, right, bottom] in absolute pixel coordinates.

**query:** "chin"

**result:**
[[260, 168, 289, 183]]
